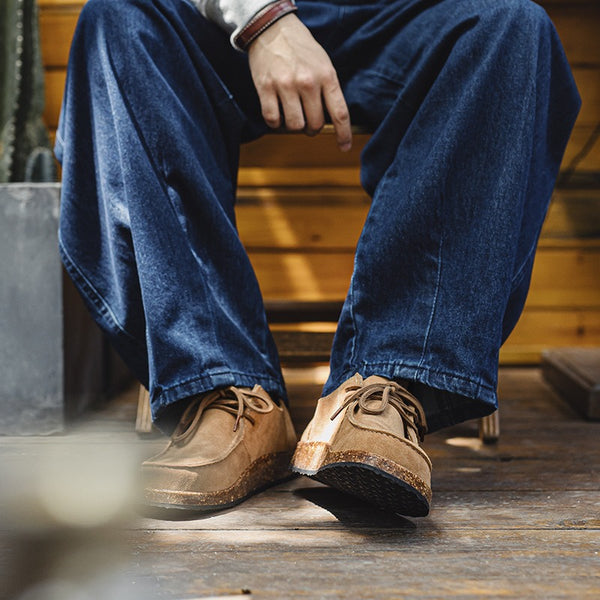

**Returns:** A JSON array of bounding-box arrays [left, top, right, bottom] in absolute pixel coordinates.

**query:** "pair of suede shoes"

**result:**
[[142, 374, 432, 517]]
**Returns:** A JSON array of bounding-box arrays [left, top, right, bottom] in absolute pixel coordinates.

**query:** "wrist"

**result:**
[[234, 0, 298, 51]]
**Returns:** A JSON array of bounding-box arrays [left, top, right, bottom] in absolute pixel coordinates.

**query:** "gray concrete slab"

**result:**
[[0, 184, 130, 434], [0, 183, 64, 434]]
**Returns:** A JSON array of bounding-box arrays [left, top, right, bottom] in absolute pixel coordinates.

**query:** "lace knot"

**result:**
[[172, 386, 274, 444], [330, 380, 427, 442]]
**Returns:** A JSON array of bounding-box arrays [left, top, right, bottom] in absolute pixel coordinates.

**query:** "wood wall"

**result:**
[[39, 0, 600, 363]]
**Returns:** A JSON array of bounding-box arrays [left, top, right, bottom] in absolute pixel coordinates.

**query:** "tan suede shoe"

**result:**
[[142, 385, 297, 510], [291, 374, 432, 517]]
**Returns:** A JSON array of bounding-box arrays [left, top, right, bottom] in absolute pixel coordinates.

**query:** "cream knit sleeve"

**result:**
[[192, 0, 276, 49]]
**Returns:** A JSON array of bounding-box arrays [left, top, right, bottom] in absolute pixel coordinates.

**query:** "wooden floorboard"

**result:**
[[1, 368, 599, 599]]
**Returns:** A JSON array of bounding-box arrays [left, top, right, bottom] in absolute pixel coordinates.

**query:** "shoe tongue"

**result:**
[[349, 377, 417, 441], [352, 399, 407, 439]]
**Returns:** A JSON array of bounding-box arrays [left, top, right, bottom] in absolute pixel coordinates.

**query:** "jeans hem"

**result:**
[[326, 360, 498, 432], [152, 370, 287, 434]]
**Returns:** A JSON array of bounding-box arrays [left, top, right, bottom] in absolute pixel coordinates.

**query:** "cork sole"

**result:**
[[292, 445, 431, 517], [144, 451, 294, 511]]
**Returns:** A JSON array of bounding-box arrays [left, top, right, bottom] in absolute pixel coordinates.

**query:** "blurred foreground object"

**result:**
[[0, 439, 153, 600]]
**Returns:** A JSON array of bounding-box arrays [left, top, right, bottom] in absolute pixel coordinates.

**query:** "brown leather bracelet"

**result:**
[[234, 0, 298, 51]]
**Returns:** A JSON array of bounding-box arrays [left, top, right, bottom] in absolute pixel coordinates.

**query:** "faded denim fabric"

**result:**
[[55, 0, 580, 432]]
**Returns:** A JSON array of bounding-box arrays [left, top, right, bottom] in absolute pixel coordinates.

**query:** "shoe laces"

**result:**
[[329, 380, 428, 442], [172, 386, 274, 444]]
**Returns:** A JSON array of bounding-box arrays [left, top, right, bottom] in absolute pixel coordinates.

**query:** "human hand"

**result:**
[[247, 13, 352, 151]]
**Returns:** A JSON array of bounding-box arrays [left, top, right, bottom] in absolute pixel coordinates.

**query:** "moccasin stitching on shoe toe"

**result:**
[[142, 385, 297, 510]]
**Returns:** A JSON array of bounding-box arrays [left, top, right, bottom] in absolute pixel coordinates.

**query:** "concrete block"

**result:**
[[0, 184, 129, 435]]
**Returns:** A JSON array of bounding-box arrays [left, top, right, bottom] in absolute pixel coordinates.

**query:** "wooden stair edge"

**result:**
[[541, 347, 600, 419]]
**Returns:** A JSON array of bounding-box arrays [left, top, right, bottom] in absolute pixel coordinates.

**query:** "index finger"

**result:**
[[322, 77, 352, 151]]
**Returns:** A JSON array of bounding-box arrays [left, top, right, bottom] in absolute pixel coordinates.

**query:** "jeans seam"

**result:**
[[510, 236, 538, 293], [59, 235, 142, 346], [106, 39, 236, 371], [348, 270, 358, 367], [417, 207, 445, 370]]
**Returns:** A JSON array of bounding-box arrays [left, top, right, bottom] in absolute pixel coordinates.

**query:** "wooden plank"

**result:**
[[526, 246, 600, 308], [545, 4, 600, 66], [238, 134, 598, 187], [38, 0, 84, 7], [249, 252, 353, 301], [238, 166, 362, 187], [542, 348, 600, 419], [500, 308, 600, 362], [237, 193, 368, 250], [236, 186, 369, 204], [240, 133, 369, 168], [431, 456, 600, 492], [124, 529, 600, 599], [272, 330, 333, 363], [43, 69, 65, 131], [266, 306, 600, 365], [500, 346, 558, 365], [265, 300, 343, 322], [39, 10, 79, 68]]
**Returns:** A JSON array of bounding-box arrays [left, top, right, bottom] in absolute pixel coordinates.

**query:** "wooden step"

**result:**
[[542, 348, 600, 419]]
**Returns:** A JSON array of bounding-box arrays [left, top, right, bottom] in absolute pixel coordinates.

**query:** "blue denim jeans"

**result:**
[[55, 0, 580, 433]]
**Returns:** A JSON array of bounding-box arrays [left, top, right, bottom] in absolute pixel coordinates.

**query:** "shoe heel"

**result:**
[[291, 441, 330, 475]]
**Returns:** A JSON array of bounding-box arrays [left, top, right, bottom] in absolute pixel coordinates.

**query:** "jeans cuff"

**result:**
[[326, 361, 498, 433], [152, 369, 288, 434]]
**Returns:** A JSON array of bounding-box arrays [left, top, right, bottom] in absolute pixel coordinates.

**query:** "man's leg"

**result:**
[[57, 0, 285, 430], [293, 0, 580, 514], [57, 0, 296, 509]]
